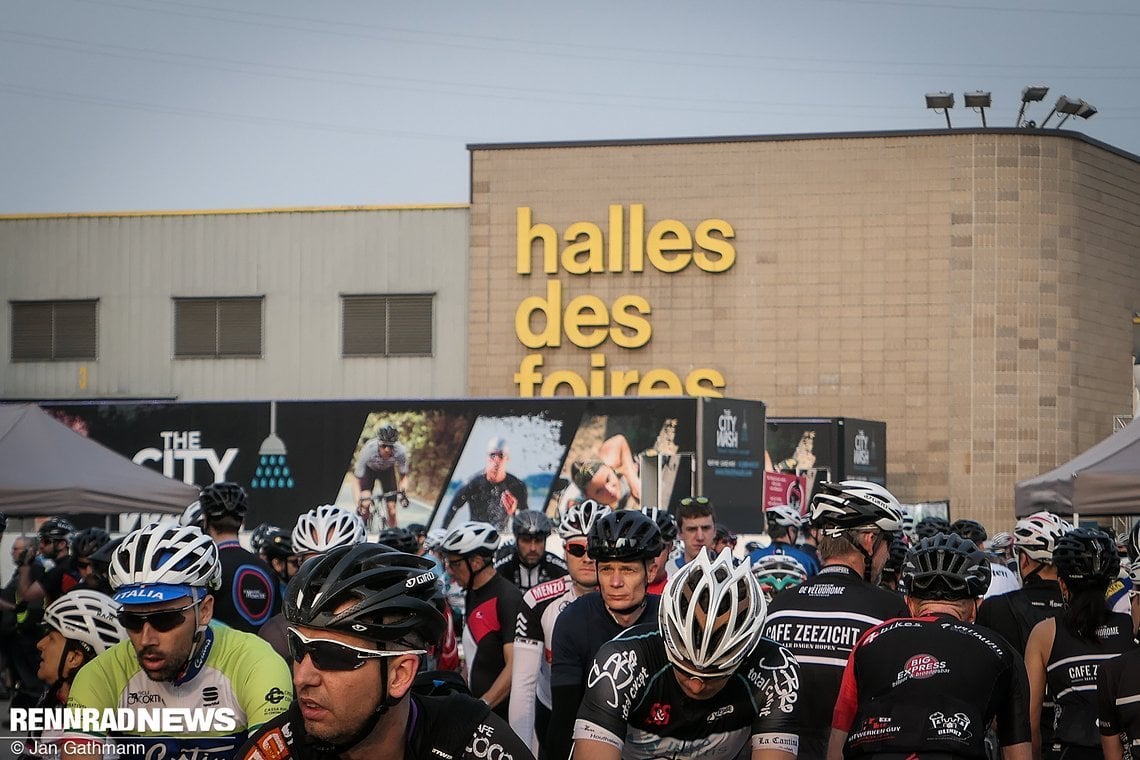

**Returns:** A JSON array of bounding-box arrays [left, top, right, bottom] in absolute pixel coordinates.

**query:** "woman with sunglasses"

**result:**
[[24, 591, 127, 758], [60, 523, 293, 760], [239, 543, 535, 760]]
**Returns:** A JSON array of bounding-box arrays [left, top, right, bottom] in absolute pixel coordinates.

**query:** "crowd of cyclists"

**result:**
[[4, 475, 1140, 760]]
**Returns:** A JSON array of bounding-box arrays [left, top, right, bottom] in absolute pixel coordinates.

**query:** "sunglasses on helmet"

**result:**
[[286, 627, 426, 672], [117, 599, 201, 633]]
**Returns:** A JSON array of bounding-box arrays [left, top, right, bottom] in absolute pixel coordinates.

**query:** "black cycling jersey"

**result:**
[[763, 563, 909, 760], [573, 624, 799, 760], [977, 574, 1065, 655], [464, 572, 524, 719], [238, 692, 535, 760], [1046, 612, 1135, 751], [212, 540, 280, 633], [833, 613, 1032, 758], [31, 556, 81, 604], [547, 591, 661, 760], [1097, 646, 1140, 754], [494, 551, 568, 592]]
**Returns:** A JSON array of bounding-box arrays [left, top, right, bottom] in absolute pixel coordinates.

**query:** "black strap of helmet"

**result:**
[[314, 658, 400, 755]]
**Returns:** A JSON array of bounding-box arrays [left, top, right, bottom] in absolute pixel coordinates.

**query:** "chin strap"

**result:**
[[843, 530, 877, 582]]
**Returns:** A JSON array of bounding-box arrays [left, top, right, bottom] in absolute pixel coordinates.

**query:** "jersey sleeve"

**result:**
[[63, 652, 120, 741], [463, 710, 537, 760], [831, 636, 863, 733], [572, 639, 638, 751], [994, 644, 1033, 746], [749, 643, 801, 756], [233, 637, 294, 729], [509, 632, 544, 754], [353, 440, 375, 478]]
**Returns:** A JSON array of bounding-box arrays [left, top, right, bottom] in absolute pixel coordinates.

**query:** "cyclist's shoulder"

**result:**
[[542, 551, 568, 571]]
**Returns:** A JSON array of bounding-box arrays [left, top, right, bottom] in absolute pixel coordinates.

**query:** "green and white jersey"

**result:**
[[64, 623, 292, 760]]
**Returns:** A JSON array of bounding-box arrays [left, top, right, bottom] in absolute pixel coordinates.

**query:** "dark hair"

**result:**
[[1063, 584, 1113, 641], [677, 496, 715, 525], [571, 459, 608, 492]]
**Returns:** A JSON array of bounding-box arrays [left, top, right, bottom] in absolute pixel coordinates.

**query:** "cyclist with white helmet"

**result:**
[[352, 423, 411, 529], [763, 481, 909, 760], [951, 517, 1021, 598], [495, 510, 568, 592], [573, 548, 800, 760], [238, 543, 534, 760], [25, 591, 128, 759], [61, 523, 292, 760], [259, 505, 368, 662], [440, 520, 523, 719], [828, 533, 1031, 760], [547, 509, 664, 760], [749, 504, 820, 576], [751, 554, 808, 602], [510, 499, 609, 756]]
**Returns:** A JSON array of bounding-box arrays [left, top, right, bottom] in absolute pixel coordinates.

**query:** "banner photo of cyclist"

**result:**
[[344, 410, 471, 531], [435, 413, 567, 533]]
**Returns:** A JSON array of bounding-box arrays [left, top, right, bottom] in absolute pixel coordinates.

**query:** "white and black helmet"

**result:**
[[660, 547, 766, 677], [441, 521, 500, 557], [292, 505, 367, 555], [558, 499, 613, 540], [1013, 511, 1070, 564], [178, 500, 204, 528], [108, 523, 222, 591], [765, 504, 803, 530], [43, 589, 127, 656], [810, 480, 903, 536]]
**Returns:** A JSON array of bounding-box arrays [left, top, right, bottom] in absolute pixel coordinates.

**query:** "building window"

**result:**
[[342, 294, 434, 357], [174, 297, 263, 358], [11, 299, 98, 361]]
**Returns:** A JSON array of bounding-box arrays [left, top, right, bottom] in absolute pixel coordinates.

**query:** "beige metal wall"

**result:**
[[0, 206, 469, 401], [468, 131, 1140, 526]]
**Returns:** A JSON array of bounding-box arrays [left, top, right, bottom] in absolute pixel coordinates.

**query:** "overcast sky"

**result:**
[[3, 0, 1138, 214]]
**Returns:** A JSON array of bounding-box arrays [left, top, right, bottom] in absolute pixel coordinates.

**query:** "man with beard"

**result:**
[[60, 523, 291, 760]]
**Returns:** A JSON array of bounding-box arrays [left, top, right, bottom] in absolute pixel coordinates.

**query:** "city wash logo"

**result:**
[[893, 654, 949, 686], [134, 430, 239, 485], [853, 430, 870, 466], [717, 409, 738, 448]]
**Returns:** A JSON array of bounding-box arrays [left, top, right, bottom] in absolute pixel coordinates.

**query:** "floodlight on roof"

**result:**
[[1056, 99, 1097, 128], [1016, 85, 1049, 127], [963, 91, 991, 127], [925, 92, 954, 128]]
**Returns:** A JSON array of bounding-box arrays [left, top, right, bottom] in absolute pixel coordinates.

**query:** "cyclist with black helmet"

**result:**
[[1025, 528, 1136, 760], [258, 527, 299, 598], [749, 504, 820, 576], [238, 543, 535, 760], [1097, 560, 1140, 759], [20, 517, 81, 605], [71, 527, 113, 595], [574, 548, 800, 760], [951, 517, 1021, 597], [877, 533, 909, 593], [546, 509, 664, 760], [440, 521, 524, 719], [61, 523, 292, 760], [510, 499, 609, 756], [199, 481, 280, 633], [496, 510, 568, 593], [641, 505, 678, 595], [352, 423, 411, 529], [915, 515, 951, 540], [828, 532, 1032, 760], [763, 481, 909, 760]]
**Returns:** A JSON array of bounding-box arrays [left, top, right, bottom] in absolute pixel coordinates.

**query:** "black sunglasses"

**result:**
[[117, 600, 200, 633], [565, 543, 589, 558], [286, 627, 424, 671]]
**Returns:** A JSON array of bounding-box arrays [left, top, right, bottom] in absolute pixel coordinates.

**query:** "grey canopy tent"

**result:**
[[0, 403, 199, 516], [1015, 417, 1140, 517]]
